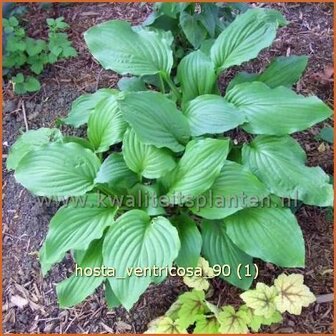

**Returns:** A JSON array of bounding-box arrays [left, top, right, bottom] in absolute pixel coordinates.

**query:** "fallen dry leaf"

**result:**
[[115, 321, 132, 332], [312, 65, 334, 84]]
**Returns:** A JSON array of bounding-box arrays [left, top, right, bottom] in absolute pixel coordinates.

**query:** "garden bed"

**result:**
[[2, 2, 334, 333]]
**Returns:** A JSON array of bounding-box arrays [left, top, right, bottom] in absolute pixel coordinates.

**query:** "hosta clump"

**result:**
[[7, 6, 333, 311]]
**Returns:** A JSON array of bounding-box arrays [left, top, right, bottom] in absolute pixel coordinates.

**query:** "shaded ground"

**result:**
[[2, 2, 334, 334]]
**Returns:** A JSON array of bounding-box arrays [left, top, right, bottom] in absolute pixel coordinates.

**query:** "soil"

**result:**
[[2, 2, 334, 334]]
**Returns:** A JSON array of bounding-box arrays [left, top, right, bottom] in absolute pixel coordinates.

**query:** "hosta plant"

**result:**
[[146, 259, 316, 334], [7, 7, 333, 311]]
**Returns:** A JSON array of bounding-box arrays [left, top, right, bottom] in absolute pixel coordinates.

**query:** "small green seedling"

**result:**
[[3, 15, 77, 94]]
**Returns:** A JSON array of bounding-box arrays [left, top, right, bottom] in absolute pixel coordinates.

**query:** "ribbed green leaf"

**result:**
[[103, 210, 180, 310], [177, 50, 217, 104], [40, 194, 117, 274], [226, 72, 258, 92], [199, 4, 219, 37], [210, 9, 286, 71], [179, 11, 207, 48], [242, 135, 333, 206], [62, 136, 95, 151], [226, 82, 332, 135], [191, 160, 269, 219], [117, 76, 147, 92], [105, 281, 121, 309], [122, 128, 176, 179], [88, 95, 127, 153], [227, 55, 308, 91], [56, 239, 104, 308], [15, 143, 100, 197], [84, 20, 173, 76], [143, 12, 179, 33], [225, 207, 305, 267], [119, 91, 190, 152], [184, 95, 245, 136], [7, 128, 62, 170], [64, 89, 116, 127], [128, 183, 166, 216], [165, 138, 230, 203], [154, 2, 189, 18], [95, 153, 138, 189], [201, 219, 254, 289], [171, 214, 202, 268], [257, 55, 308, 87]]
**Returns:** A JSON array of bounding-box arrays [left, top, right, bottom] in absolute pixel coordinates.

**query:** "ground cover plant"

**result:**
[[6, 3, 333, 331], [3, 15, 77, 94], [146, 258, 316, 333]]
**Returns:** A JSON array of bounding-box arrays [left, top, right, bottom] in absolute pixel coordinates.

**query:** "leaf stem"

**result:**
[[159, 73, 165, 94], [95, 184, 112, 196], [162, 73, 181, 102]]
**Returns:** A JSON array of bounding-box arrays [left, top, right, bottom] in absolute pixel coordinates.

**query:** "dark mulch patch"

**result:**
[[2, 2, 333, 334]]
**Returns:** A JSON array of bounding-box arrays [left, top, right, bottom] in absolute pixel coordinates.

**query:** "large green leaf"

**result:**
[[199, 4, 219, 37], [226, 82, 332, 135], [40, 194, 117, 274], [143, 11, 179, 34], [64, 89, 116, 127], [105, 281, 121, 309], [62, 136, 95, 151], [122, 128, 176, 179], [226, 72, 258, 92], [56, 239, 105, 308], [128, 183, 166, 216], [7, 128, 62, 170], [184, 95, 245, 136], [171, 214, 202, 268], [88, 94, 127, 153], [95, 153, 138, 189], [84, 20, 173, 76], [179, 11, 207, 49], [15, 143, 100, 197], [103, 210, 180, 310], [177, 50, 217, 105], [227, 55, 308, 91], [191, 160, 269, 219], [164, 138, 230, 203], [117, 76, 147, 92], [257, 55, 308, 88], [225, 207, 305, 267], [119, 91, 190, 152], [242, 135, 333, 206], [210, 8, 286, 71], [201, 219, 254, 289], [154, 2, 189, 18]]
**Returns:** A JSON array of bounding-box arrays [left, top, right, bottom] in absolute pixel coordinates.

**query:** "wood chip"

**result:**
[[115, 321, 132, 332], [10, 295, 29, 308], [316, 293, 334, 303], [99, 321, 114, 333]]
